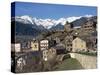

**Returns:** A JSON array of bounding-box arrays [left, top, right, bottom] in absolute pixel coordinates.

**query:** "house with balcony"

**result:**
[[81, 20, 96, 32]]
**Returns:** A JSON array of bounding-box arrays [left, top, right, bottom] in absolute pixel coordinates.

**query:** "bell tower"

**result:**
[[64, 21, 73, 32]]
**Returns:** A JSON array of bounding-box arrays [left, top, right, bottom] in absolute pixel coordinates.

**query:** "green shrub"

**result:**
[[76, 51, 97, 56]]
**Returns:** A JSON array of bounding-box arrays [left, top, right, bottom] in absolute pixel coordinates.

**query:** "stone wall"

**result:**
[[69, 53, 97, 69]]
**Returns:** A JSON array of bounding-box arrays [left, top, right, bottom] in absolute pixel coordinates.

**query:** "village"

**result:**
[[11, 18, 97, 73]]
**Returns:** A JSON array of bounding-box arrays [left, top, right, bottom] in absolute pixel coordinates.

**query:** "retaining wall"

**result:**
[[69, 53, 97, 69]]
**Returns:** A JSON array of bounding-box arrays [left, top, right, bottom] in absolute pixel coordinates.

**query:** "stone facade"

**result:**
[[21, 41, 31, 50], [65, 35, 73, 52], [64, 21, 73, 32], [72, 37, 87, 52], [81, 20, 96, 32], [42, 48, 56, 61], [69, 53, 97, 69]]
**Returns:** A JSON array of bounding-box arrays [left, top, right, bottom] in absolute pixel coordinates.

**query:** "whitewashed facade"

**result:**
[[11, 43, 21, 52], [40, 40, 49, 51]]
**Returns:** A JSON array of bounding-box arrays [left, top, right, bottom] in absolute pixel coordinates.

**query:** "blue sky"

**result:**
[[12, 2, 97, 19]]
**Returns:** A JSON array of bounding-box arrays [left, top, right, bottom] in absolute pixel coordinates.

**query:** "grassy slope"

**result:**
[[53, 58, 83, 71]]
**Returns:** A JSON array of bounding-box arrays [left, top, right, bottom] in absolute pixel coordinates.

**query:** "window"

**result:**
[[44, 56, 47, 59], [34, 44, 37, 48]]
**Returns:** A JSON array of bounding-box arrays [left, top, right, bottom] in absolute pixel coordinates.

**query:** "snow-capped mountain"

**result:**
[[15, 16, 34, 24], [15, 15, 93, 29], [15, 15, 67, 29], [12, 15, 96, 37]]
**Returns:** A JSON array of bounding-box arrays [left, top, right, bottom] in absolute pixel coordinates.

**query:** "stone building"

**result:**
[[64, 21, 73, 32], [81, 20, 96, 32], [53, 43, 66, 54], [72, 37, 87, 52], [65, 35, 73, 52], [21, 40, 31, 52], [42, 48, 56, 61], [54, 37, 60, 44], [86, 36, 97, 52]]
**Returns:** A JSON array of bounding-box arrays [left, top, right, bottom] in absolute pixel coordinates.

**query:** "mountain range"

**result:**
[[11, 15, 97, 37]]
